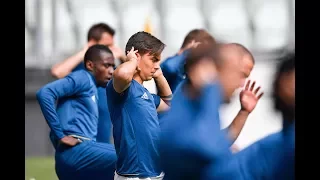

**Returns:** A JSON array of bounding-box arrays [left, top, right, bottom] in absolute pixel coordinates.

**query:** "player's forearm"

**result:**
[[154, 75, 172, 104], [51, 49, 86, 79], [119, 55, 127, 64], [225, 110, 250, 143], [36, 88, 65, 139]]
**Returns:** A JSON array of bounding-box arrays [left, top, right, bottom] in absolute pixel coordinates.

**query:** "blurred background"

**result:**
[[25, 0, 295, 179]]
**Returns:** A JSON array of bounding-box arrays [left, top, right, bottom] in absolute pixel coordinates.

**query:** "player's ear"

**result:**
[[86, 60, 94, 71], [136, 52, 142, 61], [135, 53, 142, 71]]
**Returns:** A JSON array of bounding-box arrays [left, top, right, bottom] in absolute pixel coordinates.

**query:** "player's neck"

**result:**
[[133, 74, 144, 85], [177, 49, 184, 55]]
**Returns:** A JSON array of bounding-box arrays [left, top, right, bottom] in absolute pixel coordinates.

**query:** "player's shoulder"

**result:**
[[67, 70, 92, 86], [161, 54, 178, 66]]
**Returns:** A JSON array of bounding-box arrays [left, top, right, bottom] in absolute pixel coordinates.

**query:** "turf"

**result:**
[[25, 156, 57, 180]]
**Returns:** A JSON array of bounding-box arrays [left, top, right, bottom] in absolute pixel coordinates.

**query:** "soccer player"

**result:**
[[51, 23, 124, 143], [202, 53, 295, 180], [160, 29, 215, 92], [159, 42, 264, 179], [106, 31, 172, 180], [37, 45, 117, 180], [169, 42, 261, 144]]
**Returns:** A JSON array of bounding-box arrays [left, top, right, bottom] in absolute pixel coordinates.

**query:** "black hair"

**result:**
[[87, 23, 115, 42], [272, 52, 295, 120], [125, 31, 165, 57], [84, 44, 113, 69]]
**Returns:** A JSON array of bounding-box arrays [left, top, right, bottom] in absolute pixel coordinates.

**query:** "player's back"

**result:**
[[202, 122, 295, 180], [106, 79, 162, 177], [56, 70, 99, 140]]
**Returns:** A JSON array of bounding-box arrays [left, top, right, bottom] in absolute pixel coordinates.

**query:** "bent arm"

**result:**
[[112, 57, 138, 93], [154, 74, 172, 112], [51, 48, 87, 78], [223, 110, 250, 144], [36, 74, 88, 139]]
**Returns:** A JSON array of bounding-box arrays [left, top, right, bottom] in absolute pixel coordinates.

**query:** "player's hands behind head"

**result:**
[[126, 47, 138, 62], [60, 136, 81, 147], [82, 40, 97, 52], [183, 40, 201, 52]]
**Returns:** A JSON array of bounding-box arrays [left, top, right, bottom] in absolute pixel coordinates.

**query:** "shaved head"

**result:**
[[216, 43, 254, 64], [228, 43, 255, 64]]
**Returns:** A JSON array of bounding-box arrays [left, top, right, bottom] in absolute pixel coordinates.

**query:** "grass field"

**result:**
[[25, 157, 57, 180]]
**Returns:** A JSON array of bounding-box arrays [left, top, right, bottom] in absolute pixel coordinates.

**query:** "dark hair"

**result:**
[[84, 45, 113, 69], [184, 42, 220, 74], [229, 43, 255, 64], [87, 23, 115, 42], [272, 52, 295, 120], [181, 29, 215, 49], [125, 31, 165, 57]]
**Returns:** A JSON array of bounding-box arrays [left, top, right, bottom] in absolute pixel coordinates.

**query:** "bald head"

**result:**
[[217, 43, 254, 64]]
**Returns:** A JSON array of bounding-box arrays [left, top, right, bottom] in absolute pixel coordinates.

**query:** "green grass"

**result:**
[[25, 157, 57, 180]]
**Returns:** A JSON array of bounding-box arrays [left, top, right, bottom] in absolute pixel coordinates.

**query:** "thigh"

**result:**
[[56, 141, 117, 179]]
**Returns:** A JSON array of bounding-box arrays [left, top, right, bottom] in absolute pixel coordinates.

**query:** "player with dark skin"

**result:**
[[37, 45, 116, 180], [59, 47, 115, 146]]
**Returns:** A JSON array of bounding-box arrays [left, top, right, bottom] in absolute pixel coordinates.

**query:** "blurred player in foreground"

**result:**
[[163, 42, 261, 148], [159, 43, 264, 179], [203, 53, 295, 180], [37, 45, 117, 180], [51, 23, 125, 143], [107, 31, 172, 180]]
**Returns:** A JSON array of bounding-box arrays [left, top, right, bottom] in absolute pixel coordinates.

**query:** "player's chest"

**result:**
[[77, 90, 99, 116], [130, 89, 155, 107]]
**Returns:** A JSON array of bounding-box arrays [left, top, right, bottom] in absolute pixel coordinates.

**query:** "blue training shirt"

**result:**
[[37, 70, 100, 142], [73, 62, 112, 143], [160, 51, 188, 93], [106, 79, 161, 177], [159, 82, 232, 179], [202, 122, 295, 180]]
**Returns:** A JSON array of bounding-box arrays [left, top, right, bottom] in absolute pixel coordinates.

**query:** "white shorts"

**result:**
[[114, 172, 164, 180]]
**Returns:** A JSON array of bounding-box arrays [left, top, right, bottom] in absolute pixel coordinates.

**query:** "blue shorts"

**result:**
[[55, 140, 117, 180]]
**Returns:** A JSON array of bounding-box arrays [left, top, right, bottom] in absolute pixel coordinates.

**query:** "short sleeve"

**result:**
[[151, 94, 161, 108], [106, 79, 130, 105]]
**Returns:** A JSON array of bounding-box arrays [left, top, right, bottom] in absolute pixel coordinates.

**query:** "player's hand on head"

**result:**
[[153, 67, 163, 79], [240, 80, 264, 113], [184, 40, 201, 51], [126, 47, 138, 62], [83, 41, 97, 51], [60, 136, 81, 147]]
